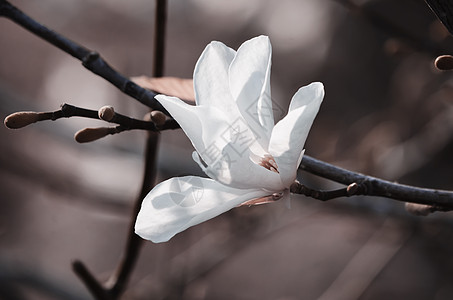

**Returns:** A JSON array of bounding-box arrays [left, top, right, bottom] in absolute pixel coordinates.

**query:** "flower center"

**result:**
[[259, 154, 279, 173]]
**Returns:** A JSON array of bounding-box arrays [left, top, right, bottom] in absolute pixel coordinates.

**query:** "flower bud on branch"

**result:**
[[150, 110, 166, 126], [4, 111, 53, 129], [435, 55, 453, 70], [3, 102, 177, 144], [74, 126, 121, 143], [98, 106, 115, 122]]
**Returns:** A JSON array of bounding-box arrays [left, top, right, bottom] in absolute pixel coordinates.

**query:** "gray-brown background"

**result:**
[[1, 0, 453, 299]]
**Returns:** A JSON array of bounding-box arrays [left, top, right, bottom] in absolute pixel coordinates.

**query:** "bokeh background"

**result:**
[[1, 0, 453, 299]]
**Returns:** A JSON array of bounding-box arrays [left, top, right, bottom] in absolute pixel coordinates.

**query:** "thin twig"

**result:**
[[107, 1, 168, 296], [152, 0, 167, 78], [425, 0, 453, 35], [0, 0, 170, 113], [73, 134, 160, 298], [73, 1, 167, 299], [107, 132, 160, 297], [4, 103, 178, 131], [72, 262, 110, 300], [290, 181, 364, 201]]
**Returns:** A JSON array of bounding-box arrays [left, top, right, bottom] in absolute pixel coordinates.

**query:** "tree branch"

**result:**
[[290, 181, 364, 201], [4, 103, 178, 131], [106, 2, 168, 294], [299, 155, 453, 210], [0, 0, 171, 113], [71, 0, 167, 299], [2, 0, 451, 298], [425, 0, 453, 35]]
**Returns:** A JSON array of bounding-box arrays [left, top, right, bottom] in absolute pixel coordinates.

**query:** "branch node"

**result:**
[[82, 51, 100, 67], [347, 182, 368, 196], [347, 183, 359, 195], [72, 260, 110, 300], [124, 81, 133, 93], [58, 103, 74, 119]]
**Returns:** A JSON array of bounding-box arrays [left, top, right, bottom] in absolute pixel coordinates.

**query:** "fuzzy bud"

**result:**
[[74, 127, 116, 143], [4, 111, 42, 129], [98, 106, 115, 121], [405, 202, 434, 216], [435, 55, 453, 71], [150, 110, 166, 126]]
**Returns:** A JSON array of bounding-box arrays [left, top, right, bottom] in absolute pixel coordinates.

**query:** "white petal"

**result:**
[[156, 94, 233, 164], [194, 41, 237, 113], [157, 95, 283, 191], [288, 82, 324, 112], [202, 148, 284, 191], [229, 35, 274, 149], [135, 176, 269, 242], [268, 82, 324, 187]]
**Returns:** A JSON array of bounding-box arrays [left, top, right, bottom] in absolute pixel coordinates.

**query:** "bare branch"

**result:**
[[300, 155, 453, 210], [290, 181, 365, 201], [72, 261, 111, 300], [72, 1, 167, 299], [425, 0, 453, 35], [4, 104, 179, 143], [6, 104, 140, 128], [2, 1, 453, 297], [0, 0, 171, 113]]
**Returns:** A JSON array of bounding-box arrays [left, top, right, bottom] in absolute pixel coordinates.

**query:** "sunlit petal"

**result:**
[[194, 41, 237, 115], [156, 94, 234, 165], [156, 95, 282, 190], [201, 147, 284, 191], [288, 82, 324, 112], [268, 82, 324, 187], [135, 176, 269, 242], [138, 37, 325, 243], [229, 35, 274, 149]]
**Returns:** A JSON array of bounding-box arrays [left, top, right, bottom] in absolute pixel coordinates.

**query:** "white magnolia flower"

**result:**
[[135, 35, 324, 243]]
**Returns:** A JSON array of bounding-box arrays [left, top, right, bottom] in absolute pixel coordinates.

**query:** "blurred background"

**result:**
[[1, 0, 453, 299]]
